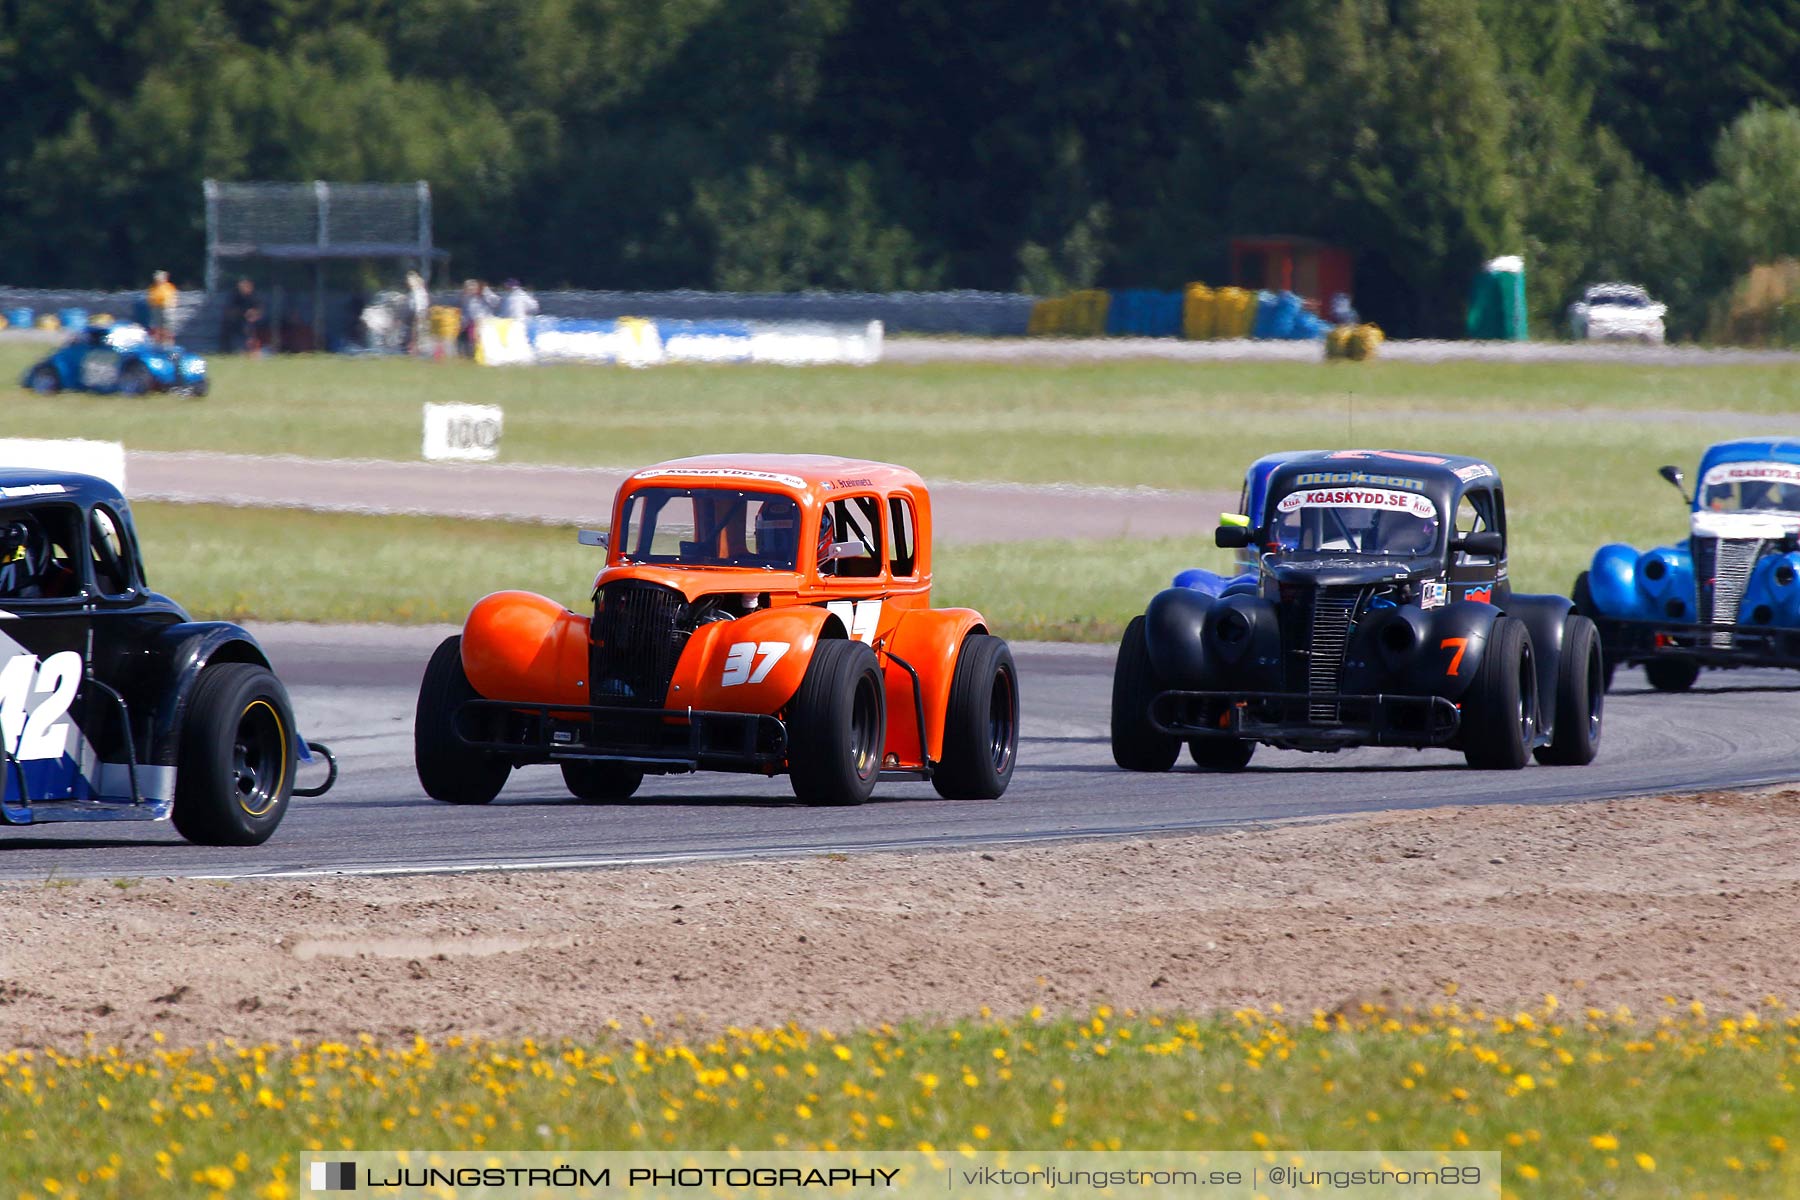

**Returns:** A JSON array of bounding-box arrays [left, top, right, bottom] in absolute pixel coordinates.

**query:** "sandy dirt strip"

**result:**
[[126, 451, 1226, 543], [3, 788, 1794, 1048]]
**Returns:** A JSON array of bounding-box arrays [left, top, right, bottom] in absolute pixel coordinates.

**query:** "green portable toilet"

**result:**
[[1466, 255, 1528, 340]]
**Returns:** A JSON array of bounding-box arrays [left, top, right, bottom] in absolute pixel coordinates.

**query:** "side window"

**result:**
[[821, 495, 883, 579], [1455, 489, 1501, 565], [90, 506, 136, 597], [0, 505, 82, 601], [888, 496, 917, 578]]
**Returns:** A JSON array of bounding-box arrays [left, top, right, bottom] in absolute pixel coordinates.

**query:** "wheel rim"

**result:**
[[849, 672, 880, 781], [233, 699, 288, 817], [1585, 642, 1605, 741], [1517, 643, 1537, 749], [987, 663, 1017, 774]]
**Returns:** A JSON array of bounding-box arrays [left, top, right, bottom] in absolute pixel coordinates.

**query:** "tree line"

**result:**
[[1, 0, 1797, 336]]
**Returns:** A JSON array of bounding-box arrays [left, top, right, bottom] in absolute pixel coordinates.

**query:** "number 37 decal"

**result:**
[[0, 651, 81, 760], [720, 642, 789, 687]]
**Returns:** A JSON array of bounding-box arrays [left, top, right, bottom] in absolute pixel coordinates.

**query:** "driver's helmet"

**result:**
[[752, 497, 800, 561], [817, 509, 836, 573], [0, 515, 54, 598]]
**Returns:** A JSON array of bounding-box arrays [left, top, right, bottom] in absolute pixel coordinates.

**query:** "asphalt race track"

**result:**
[[2, 623, 1795, 880]]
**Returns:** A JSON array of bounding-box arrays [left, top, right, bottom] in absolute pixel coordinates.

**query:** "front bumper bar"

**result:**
[[1150, 689, 1461, 750], [1594, 616, 1800, 670], [455, 699, 788, 774]]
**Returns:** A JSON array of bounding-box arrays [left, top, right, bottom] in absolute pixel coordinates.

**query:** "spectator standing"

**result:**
[[456, 278, 497, 358], [498, 279, 539, 320], [146, 270, 177, 345], [223, 277, 265, 355], [405, 270, 430, 354]]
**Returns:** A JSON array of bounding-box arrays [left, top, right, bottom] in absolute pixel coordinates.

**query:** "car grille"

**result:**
[[1307, 588, 1361, 722], [590, 581, 691, 705], [1694, 536, 1763, 648]]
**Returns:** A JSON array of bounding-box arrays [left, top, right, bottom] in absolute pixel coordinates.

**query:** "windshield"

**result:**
[[617, 487, 802, 568], [1699, 462, 1800, 514], [1270, 486, 1440, 556]]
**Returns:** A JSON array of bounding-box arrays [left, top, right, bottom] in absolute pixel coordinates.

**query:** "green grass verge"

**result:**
[[5, 343, 1797, 494], [132, 502, 1212, 638], [132, 479, 1688, 637], [3, 1006, 1795, 1197]]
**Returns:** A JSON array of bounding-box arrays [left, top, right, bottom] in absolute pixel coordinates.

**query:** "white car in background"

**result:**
[[1568, 282, 1667, 344]]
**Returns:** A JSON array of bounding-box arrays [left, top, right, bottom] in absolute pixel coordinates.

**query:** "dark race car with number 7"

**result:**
[[1111, 450, 1604, 771], [0, 468, 334, 844]]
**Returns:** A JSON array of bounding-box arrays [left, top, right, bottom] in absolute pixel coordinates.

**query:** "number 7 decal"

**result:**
[[1440, 637, 1468, 676]]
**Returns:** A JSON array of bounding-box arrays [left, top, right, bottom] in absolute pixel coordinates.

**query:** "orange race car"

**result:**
[[413, 455, 1019, 806]]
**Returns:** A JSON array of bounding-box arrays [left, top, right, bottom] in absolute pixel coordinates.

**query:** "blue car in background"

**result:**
[[21, 322, 207, 397], [1574, 438, 1800, 691], [1172, 450, 1322, 596]]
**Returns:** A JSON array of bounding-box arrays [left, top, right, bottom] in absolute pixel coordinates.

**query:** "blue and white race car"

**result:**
[[22, 322, 208, 397], [1573, 438, 1800, 691]]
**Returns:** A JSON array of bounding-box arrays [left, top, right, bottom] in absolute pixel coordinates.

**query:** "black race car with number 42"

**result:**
[[1112, 450, 1604, 771], [0, 468, 334, 844]]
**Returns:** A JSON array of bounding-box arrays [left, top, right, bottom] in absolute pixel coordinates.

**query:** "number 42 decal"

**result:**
[[721, 642, 789, 687], [0, 650, 81, 760]]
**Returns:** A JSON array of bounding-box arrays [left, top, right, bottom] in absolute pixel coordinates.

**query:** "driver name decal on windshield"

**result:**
[[1701, 463, 1800, 487], [1293, 471, 1427, 491], [1277, 488, 1437, 518]]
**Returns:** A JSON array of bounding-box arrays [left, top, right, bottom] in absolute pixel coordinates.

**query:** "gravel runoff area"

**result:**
[[126, 450, 1228, 542], [3, 787, 1795, 1048]]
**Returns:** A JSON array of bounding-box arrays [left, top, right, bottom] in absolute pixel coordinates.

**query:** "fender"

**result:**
[[1635, 544, 1694, 622], [668, 605, 838, 716], [1172, 567, 1229, 596], [1413, 601, 1504, 702], [1142, 587, 1215, 686], [1504, 593, 1574, 732], [1201, 594, 1282, 690], [1587, 544, 1643, 619], [145, 622, 275, 768], [1740, 551, 1800, 626], [461, 590, 591, 706], [883, 606, 987, 768], [1342, 603, 1431, 694]]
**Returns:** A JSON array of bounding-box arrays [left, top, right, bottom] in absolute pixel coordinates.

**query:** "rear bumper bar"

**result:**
[[1593, 616, 1800, 670], [1150, 689, 1461, 750], [455, 699, 787, 774]]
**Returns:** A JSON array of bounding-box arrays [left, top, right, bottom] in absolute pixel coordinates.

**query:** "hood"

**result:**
[[1265, 555, 1431, 589], [594, 562, 804, 602], [1691, 510, 1798, 540]]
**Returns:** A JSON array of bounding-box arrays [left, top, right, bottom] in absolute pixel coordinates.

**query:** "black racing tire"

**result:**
[[185, 376, 209, 398], [1111, 615, 1180, 771], [561, 760, 644, 801], [26, 365, 59, 394], [1461, 616, 1537, 770], [1188, 738, 1256, 771], [1570, 571, 1618, 691], [787, 639, 885, 806], [932, 634, 1019, 800], [118, 361, 153, 396], [1534, 614, 1603, 766], [1645, 656, 1700, 693], [171, 663, 298, 846], [414, 635, 510, 805]]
